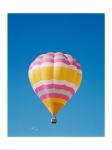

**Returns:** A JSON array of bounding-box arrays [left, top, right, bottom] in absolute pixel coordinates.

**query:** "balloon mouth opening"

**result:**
[[51, 116, 57, 124]]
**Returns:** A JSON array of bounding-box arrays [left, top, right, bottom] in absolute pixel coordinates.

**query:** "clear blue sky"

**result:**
[[8, 13, 104, 137]]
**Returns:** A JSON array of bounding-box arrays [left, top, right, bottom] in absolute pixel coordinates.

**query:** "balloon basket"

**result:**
[[51, 116, 57, 124]]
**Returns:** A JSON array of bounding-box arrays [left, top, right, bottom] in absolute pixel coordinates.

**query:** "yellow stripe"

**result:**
[[29, 66, 82, 87], [43, 98, 67, 115], [43, 98, 67, 105]]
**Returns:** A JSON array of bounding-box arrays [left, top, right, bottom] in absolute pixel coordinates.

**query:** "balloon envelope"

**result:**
[[28, 52, 82, 115]]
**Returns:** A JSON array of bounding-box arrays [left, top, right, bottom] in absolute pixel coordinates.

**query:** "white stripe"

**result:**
[[34, 58, 42, 62], [54, 55, 66, 59], [33, 79, 78, 91], [44, 55, 54, 59], [76, 62, 81, 66], [34, 54, 44, 62], [29, 62, 82, 74], [37, 88, 73, 98], [54, 54, 73, 61], [68, 58, 74, 61]]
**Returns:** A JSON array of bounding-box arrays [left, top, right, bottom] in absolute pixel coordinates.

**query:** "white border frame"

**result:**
[[0, 0, 112, 150]]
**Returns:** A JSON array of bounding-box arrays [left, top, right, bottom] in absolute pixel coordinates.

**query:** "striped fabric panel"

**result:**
[[40, 93, 69, 101], [29, 58, 82, 71], [37, 88, 73, 99], [30, 58, 68, 67], [34, 83, 75, 95], [29, 62, 82, 74], [33, 80, 77, 91]]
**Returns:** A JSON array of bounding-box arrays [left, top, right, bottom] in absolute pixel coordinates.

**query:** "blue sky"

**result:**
[[8, 13, 104, 137]]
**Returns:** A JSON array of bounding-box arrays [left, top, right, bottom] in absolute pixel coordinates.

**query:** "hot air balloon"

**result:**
[[28, 52, 82, 124]]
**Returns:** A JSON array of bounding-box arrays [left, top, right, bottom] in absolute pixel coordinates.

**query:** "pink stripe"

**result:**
[[40, 93, 69, 101], [30, 61, 82, 71], [35, 84, 75, 94], [70, 60, 77, 65], [30, 59, 69, 69], [30, 58, 82, 71], [54, 58, 69, 64], [38, 55, 43, 58], [77, 65, 82, 70], [46, 53, 54, 57], [30, 59, 76, 69]]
